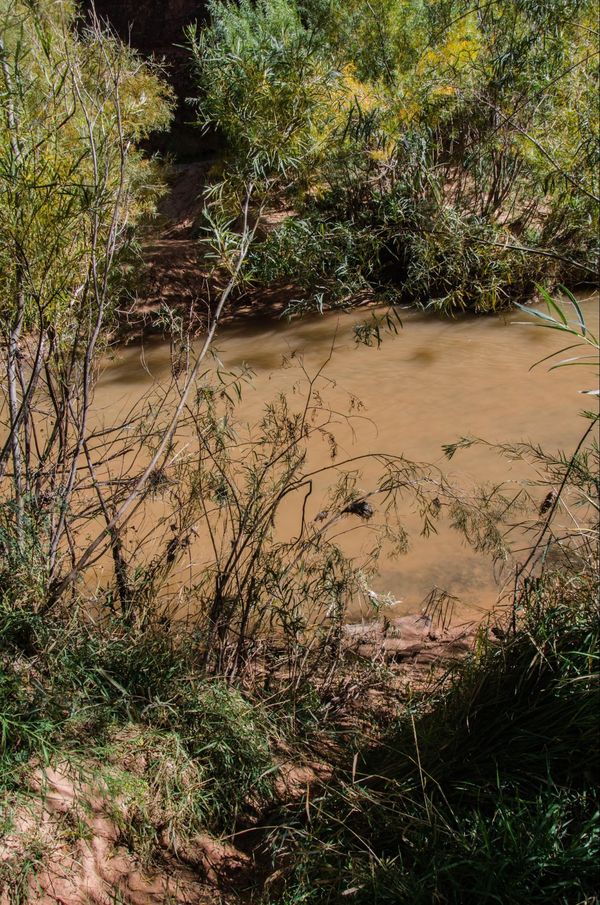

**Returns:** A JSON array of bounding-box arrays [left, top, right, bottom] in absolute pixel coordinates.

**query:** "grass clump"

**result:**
[[270, 570, 600, 904], [0, 603, 278, 841]]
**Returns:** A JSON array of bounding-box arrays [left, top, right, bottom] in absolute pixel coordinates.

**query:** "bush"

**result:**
[[190, 0, 598, 314]]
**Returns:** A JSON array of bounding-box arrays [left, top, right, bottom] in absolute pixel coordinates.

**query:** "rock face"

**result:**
[[82, 1, 211, 156]]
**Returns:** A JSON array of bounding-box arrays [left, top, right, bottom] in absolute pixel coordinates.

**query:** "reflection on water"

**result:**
[[94, 294, 599, 624]]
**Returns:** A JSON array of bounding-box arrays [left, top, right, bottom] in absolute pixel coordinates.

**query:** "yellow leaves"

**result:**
[[390, 96, 418, 126], [341, 65, 381, 114], [433, 85, 457, 97], [415, 13, 481, 80], [368, 147, 390, 163], [118, 67, 175, 140], [0, 0, 173, 329]]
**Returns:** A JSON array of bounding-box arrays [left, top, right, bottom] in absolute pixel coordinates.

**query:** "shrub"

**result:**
[[190, 0, 598, 314]]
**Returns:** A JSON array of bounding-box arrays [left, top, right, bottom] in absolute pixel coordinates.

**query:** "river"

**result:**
[[93, 293, 599, 626]]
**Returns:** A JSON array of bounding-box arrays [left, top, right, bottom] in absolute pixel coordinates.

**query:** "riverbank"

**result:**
[[0, 602, 476, 903], [1, 4, 597, 901], [1, 565, 597, 904], [2, 168, 597, 905], [127, 160, 599, 342], [118, 162, 295, 338]]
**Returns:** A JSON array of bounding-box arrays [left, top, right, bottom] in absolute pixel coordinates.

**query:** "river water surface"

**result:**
[[94, 294, 598, 625]]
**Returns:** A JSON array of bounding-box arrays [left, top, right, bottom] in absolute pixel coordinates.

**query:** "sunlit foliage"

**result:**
[[190, 0, 598, 313], [0, 0, 173, 331], [0, 0, 173, 601]]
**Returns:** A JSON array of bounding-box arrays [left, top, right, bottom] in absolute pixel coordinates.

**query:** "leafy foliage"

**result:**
[[190, 0, 598, 314], [0, 0, 172, 330]]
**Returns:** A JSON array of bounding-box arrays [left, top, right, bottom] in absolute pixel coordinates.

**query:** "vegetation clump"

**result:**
[[190, 0, 598, 314], [269, 569, 599, 903], [0, 603, 278, 834]]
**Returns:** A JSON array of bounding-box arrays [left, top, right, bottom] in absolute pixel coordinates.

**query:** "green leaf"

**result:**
[[537, 286, 567, 325], [559, 285, 587, 336]]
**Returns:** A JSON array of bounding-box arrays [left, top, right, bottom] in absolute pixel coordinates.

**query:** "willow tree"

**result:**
[[0, 0, 173, 605], [190, 0, 598, 315]]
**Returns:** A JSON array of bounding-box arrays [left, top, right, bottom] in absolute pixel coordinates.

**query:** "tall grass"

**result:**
[[269, 568, 599, 904], [0, 600, 277, 834]]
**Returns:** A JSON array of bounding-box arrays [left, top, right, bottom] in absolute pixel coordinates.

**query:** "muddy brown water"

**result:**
[[93, 294, 598, 626]]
